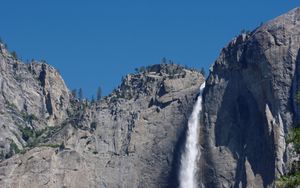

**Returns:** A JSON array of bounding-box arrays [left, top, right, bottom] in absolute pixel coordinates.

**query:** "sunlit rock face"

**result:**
[[199, 7, 300, 188], [1, 6, 300, 188], [0, 43, 71, 160], [0, 57, 204, 188]]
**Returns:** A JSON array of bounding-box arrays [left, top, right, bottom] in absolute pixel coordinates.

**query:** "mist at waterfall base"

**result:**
[[179, 82, 205, 188]]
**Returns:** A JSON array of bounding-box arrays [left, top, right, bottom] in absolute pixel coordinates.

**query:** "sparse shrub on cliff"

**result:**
[[10, 142, 20, 154], [161, 57, 167, 64], [240, 29, 251, 35], [296, 91, 300, 104], [134, 66, 146, 73], [21, 112, 38, 123], [277, 172, 300, 188], [287, 128, 300, 153], [5, 141, 21, 159], [91, 96, 95, 104], [78, 88, 83, 100], [71, 89, 77, 98], [277, 128, 300, 187], [42, 143, 60, 148], [20, 127, 34, 141], [276, 90, 300, 187], [90, 122, 97, 132], [11, 51, 17, 59], [97, 86, 102, 101], [5, 101, 17, 110], [18, 126, 46, 148], [200, 67, 206, 77], [59, 142, 65, 151]]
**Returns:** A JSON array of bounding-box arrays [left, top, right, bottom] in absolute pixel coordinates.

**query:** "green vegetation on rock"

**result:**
[[276, 90, 300, 187], [277, 171, 300, 188], [10, 142, 20, 154], [296, 91, 300, 104], [21, 112, 38, 123]]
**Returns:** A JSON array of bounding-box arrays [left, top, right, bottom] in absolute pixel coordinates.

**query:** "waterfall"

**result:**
[[179, 82, 205, 188]]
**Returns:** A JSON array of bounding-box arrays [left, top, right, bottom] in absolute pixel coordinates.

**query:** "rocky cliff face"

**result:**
[[199, 7, 300, 188], [0, 43, 71, 160], [1, 7, 300, 188], [0, 45, 204, 188]]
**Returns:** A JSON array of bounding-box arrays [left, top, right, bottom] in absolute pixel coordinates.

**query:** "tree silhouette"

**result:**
[[11, 51, 18, 59], [200, 67, 206, 77], [78, 88, 83, 100], [161, 57, 167, 64], [91, 95, 95, 104], [97, 86, 102, 101], [71, 89, 77, 98]]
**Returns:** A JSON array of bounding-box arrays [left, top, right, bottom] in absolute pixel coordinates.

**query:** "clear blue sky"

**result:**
[[1, 1, 299, 97]]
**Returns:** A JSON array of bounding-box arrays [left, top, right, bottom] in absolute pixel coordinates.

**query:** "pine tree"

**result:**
[[71, 89, 77, 98], [200, 67, 206, 77], [161, 57, 167, 64], [139, 66, 146, 72], [97, 86, 102, 101], [296, 91, 300, 104], [11, 51, 18, 59], [91, 96, 95, 104], [78, 88, 83, 100]]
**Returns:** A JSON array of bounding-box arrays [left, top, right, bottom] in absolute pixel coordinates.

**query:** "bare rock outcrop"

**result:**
[[199, 7, 300, 188], [0, 43, 70, 159], [0, 59, 204, 187], [2, 6, 300, 188]]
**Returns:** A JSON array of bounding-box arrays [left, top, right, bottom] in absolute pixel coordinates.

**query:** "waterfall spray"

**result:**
[[179, 82, 205, 188]]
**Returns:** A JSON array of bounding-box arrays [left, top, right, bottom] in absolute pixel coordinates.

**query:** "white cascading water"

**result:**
[[179, 82, 205, 188]]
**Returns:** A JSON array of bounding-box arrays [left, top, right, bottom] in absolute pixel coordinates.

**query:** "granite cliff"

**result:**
[[0, 43, 204, 187], [0, 7, 300, 188], [199, 7, 300, 188]]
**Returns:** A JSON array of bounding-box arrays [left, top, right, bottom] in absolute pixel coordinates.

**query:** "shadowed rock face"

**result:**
[[0, 47, 204, 188], [199, 7, 300, 188]]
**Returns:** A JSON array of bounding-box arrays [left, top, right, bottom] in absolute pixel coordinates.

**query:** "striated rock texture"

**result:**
[[0, 45, 204, 188], [199, 7, 300, 188], [0, 43, 71, 159]]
